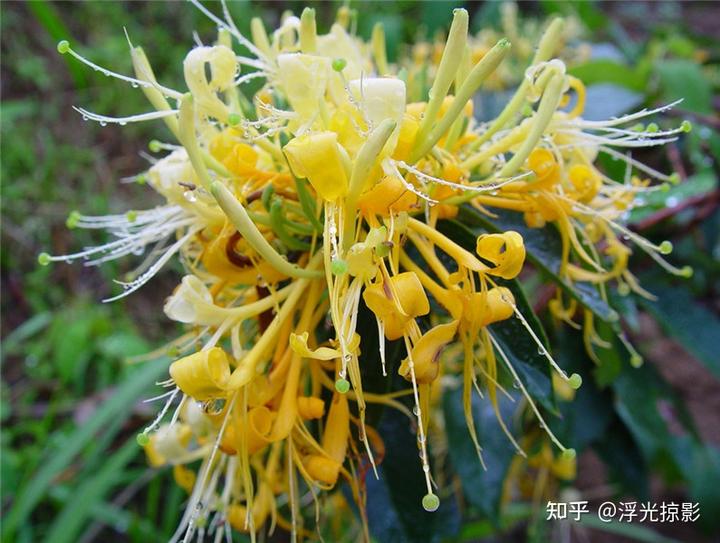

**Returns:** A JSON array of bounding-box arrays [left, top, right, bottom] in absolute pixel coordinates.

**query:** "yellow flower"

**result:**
[[283, 132, 349, 201], [363, 271, 430, 339], [169, 347, 231, 401], [399, 320, 458, 384], [476, 231, 526, 279]]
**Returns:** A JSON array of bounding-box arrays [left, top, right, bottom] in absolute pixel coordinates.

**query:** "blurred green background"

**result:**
[[1, 1, 719, 542]]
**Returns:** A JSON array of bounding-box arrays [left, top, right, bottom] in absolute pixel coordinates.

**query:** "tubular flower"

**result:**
[[40, 2, 692, 541]]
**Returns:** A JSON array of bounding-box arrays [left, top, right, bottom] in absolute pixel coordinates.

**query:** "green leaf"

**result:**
[[656, 60, 713, 115], [44, 438, 140, 543], [687, 444, 720, 532], [366, 408, 461, 543], [457, 205, 617, 322], [0, 311, 52, 362], [438, 219, 555, 411], [637, 280, 720, 380], [549, 330, 614, 451], [1, 358, 168, 540], [593, 416, 649, 499], [568, 60, 646, 92], [443, 384, 520, 520]]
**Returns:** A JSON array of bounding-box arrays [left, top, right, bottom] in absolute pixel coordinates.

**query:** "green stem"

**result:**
[[211, 181, 322, 278]]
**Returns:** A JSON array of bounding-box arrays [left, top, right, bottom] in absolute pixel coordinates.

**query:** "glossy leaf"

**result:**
[[366, 407, 461, 543], [443, 383, 520, 520]]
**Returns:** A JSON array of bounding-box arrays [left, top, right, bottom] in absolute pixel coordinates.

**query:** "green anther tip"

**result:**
[[136, 173, 147, 185], [66, 210, 81, 229], [330, 258, 348, 275], [136, 433, 150, 446], [57, 40, 70, 54], [630, 354, 643, 368], [568, 373, 582, 390], [681, 120, 692, 133], [617, 283, 631, 296], [148, 139, 162, 153], [332, 58, 347, 72], [561, 448, 576, 461], [660, 183, 670, 192], [422, 493, 440, 512], [659, 240, 673, 255], [680, 265, 693, 278], [498, 38, 511, 47], [228, 113, 241, 126], [631, 123, 644, 132], [608, 310, 620, 322], [126, 210, 138, 222], [335, 378, 350, 394], [38, 252, 52, 266], [646, 123, 659, 133], [669, 172, 681, 184]]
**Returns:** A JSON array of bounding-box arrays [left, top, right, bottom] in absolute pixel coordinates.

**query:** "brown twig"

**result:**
[[630, 190, 719, 231]]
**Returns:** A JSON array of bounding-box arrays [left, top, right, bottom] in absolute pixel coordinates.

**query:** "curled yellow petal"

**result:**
[[304, 455, 342, 486], [289, 331, 341, 360], [476, 231, 526, 279], [221, 405, 275, 456], [399, 320, 458, 384], [169, 347, 231, 401]]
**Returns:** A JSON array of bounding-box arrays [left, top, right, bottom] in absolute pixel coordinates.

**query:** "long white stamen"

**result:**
[[141, 386, 180, 433], [572, 99, 683, 129], [104, 226, 201, 302], [189, 0, 271, 67], [73, 106, 178, 125], [489, 334, 571, 454], [64, 46, 182, 99]]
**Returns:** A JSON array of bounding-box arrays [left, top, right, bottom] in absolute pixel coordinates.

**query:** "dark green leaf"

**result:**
[[366, 408, 461, 543], [549, 330, 614, 451], [594, 416, 649, 499], [444, 383, 520, 520], [44, 438, 140, 543], [637, 280, 720, 380]]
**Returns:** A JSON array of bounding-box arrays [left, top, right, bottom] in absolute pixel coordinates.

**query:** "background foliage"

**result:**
[[2, 1, 719, 542]]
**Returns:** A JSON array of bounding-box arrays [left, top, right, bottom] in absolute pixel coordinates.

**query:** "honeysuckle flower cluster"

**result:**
[[40, 2, 691, 541], [402, 2, 590, 97]]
